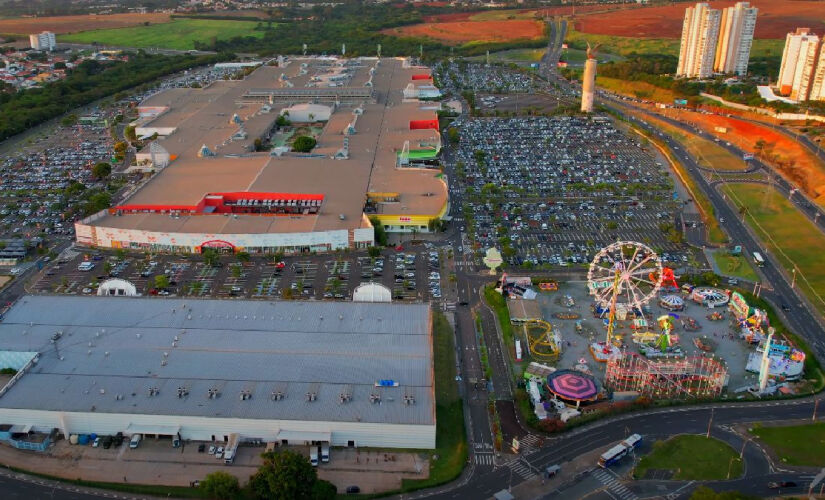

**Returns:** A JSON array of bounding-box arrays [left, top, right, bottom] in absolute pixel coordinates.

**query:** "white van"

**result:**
[[77, 261, 95, 272], [309, 445, 319, 467], [321, 442, 330, 463], [129, 434, 142, 449]]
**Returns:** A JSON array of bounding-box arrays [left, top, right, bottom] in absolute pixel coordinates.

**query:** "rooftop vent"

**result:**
[[240, 390, 252, 401], [148, 387, 160, 397], [271, 390, 285, 401], [177, 386, 189, 398], [305, 391, 317, 402], [207, 387, 220, 399], [369, 392, 381, 404]]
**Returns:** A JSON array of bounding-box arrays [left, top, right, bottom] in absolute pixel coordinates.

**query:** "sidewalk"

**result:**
[[505, 447, 603, 499]]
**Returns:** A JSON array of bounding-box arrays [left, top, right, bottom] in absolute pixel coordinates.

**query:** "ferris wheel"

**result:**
[[587, 241, 663, 311]]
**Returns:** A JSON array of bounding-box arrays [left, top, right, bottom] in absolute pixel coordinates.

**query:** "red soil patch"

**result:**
[[682, 111, 825, 202], [574, 0, 825, 39], [383, 20, 545, 45], [0, 13, 172, 35]]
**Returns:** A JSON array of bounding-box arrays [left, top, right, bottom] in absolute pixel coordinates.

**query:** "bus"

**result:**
[[599, 443, 629, 467], [753, 252, 765, 267], [598, 434, 642, 467]]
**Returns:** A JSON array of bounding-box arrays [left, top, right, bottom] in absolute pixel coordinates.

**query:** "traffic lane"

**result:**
[[0, 473, 116, 500]]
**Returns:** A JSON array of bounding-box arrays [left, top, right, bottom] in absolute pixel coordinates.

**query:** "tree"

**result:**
[[292, 135, 317, 153], [202, 248, 219, 267], [312, 480, 336, 500], [124, 125, 137, 142], [60, 114, 78, 127], [154, 274, 170, 290], [367, 246, 381, 258], [447, 127, 460, 143], [199, 471, 240, 500], [249, 450, 319, 500], [92, 162, 112, 180], [369, 216, 388, 246], [275, 114, 291, 127], [237, 251, 250, 263]]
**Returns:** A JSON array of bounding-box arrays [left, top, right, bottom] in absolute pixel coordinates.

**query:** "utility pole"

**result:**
[[814, 399, 820, 421], [706, 407, 714, 438]]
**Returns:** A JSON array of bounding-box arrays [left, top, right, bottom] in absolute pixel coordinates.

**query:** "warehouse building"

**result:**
[[0, 296, 435, 449]]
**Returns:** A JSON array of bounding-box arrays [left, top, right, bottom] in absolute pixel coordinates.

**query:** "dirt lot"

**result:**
[[382, 19, 545, 45], [0, 13, 172, 35], [573, 0, 825, 39]]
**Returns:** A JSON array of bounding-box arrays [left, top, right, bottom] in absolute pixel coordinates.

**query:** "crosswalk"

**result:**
[[509, 458, 537, 480], [592, 468, 638, 500], [474, 453, 495, 465], [518, 433, 543, 453]]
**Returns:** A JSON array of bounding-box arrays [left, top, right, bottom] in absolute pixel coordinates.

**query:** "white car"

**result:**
[[215, 446, 224, 458]]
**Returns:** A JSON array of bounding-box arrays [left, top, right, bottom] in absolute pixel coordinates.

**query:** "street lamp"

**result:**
[[792, 267, 797, 289]]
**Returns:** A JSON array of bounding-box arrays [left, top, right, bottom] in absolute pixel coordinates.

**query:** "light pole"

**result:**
[[814, 399, 820, 421], [707, 407, 714, 438], [792, 267, 797, 289]]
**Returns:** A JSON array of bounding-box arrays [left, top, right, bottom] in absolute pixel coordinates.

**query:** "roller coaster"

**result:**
[[524, 319, 562, 361]]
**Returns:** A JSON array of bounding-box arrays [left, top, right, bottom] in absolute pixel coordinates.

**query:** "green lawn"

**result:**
[[469, 9, 541, 21], [401, 312, 466, 491], [750, 422, 825, 466], [60, 18, 264, 50], [564, 27, 678, 57], [711, 251, 757, 282], [565, 27, 781, 60], [634, 435, 743, 480], [720, 183, 825, 316]]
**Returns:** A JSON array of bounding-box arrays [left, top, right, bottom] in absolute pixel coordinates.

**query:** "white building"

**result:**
[[714, 2, 758, 76], [0, 296, 435, 449], [96, 278, 138, 297], [677, 3, 722, 78], [353, 282, 392, 302], [777, 28, 825, 101], [280, 103, 333, 122], [29, 32, 56, 51]]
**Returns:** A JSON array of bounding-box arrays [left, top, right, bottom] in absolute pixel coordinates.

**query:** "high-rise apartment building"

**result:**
[[29, 31, 56, 51], [777, 28, 825, 101], [677, 3, 722, 78], [714, 2, 758, 76]]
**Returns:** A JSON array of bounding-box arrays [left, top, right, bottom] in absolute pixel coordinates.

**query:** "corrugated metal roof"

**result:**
[[0, 296, 434, 426]]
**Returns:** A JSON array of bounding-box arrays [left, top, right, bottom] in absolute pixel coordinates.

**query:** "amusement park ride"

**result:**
[[587, 241, 663, 362], [587, 242, 728, 399]]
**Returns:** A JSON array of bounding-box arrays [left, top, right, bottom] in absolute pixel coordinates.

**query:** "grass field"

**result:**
[[383, 19, 545, 46], [711, 251, 758, 282], [565, 28, 679, 57], [634, 435, 743, 480], [641, 113, 749, 172], [401, 312, 466, 491], [565, 27, 781, 60], [751, 422, 825, 466], [597, 77, 681, 104], [0, 13, 171, 35], [60, 18, 263, 50], [468, 9, 540, 21], [720, 183, 825, 315]]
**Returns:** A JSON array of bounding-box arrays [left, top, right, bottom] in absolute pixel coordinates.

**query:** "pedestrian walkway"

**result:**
[[592, 468, 638, 500], [507, 457, 538, 481], [474, 453, 495, 465], [518, 434, 542, 454]]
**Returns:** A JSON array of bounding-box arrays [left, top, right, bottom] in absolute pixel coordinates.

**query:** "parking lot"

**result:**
[[436, 61, 538, 94], [31, 246, 449, 303], [449, 115, 693, 269]]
